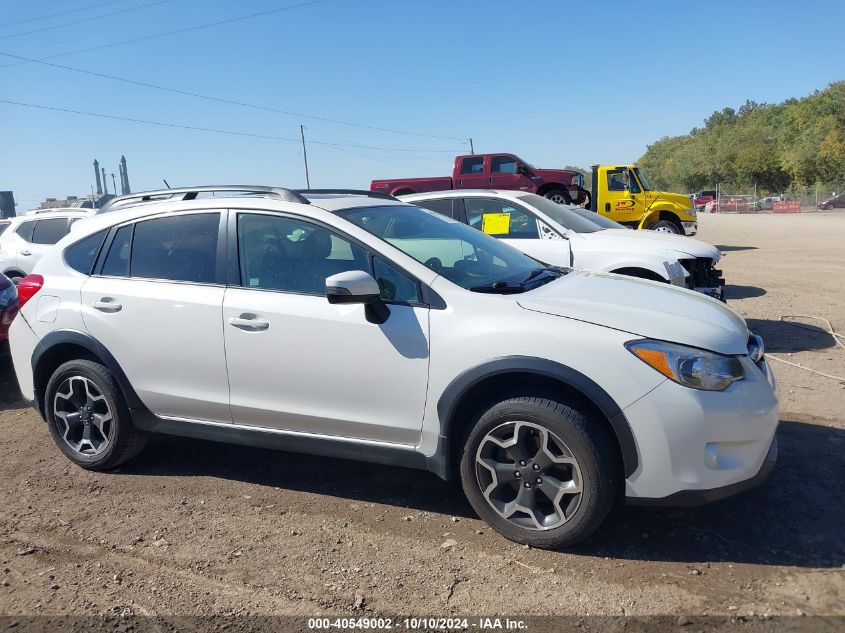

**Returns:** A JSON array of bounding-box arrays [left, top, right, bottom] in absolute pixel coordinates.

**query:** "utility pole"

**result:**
[[300, 124, 311, 188], [468, 138, 475, 155]]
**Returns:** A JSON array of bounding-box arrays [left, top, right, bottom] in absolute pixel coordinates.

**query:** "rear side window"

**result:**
[[460, 157, 484, 175], [31, 218, 70, 245], [413, 198, 453, 218], [101, 225, 132, 277], [15, 221, 36, 242], [130, 213, 220, 283], [65, 230, 107, 275]]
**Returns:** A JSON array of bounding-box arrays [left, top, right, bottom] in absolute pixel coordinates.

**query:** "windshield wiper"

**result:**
[[469, 267, 567, 294]]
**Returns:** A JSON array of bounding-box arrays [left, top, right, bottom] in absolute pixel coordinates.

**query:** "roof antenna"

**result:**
[[162, 179, 171, 189]]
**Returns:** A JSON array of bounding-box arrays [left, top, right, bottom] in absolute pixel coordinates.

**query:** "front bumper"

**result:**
[[681, 221, 698, 236], [623, 356, 780, 504]]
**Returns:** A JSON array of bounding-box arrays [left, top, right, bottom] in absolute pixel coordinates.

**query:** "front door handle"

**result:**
[[228, 315, 269, 331], [93, 299, 122, 313], [20, 250, 31, 256]]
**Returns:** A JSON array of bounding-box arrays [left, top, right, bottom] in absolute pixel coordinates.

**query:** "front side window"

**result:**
[[65, 230, 107, 275], [237, 213, 368, 295], [130, 213, 219, 283], [463, 198, 539, 239], [337, 205, 549, 292], [460, 157, 484, 175], [607, 169, 627, 191], [491, 156, 518, 174], [31, 218, 70, 245], [15, 221, 36, 242]]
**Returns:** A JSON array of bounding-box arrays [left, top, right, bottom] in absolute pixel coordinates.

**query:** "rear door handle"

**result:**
[[20, 250, 31, 256], [228, 315, 269, 331], [93, 299, 122, 313]]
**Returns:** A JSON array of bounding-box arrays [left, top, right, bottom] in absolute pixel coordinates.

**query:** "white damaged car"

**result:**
[[402, 190, 725, 300]]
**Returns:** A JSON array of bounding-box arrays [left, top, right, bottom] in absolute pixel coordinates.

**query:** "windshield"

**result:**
[[337, 204, 564, 292], [633, 167, 653, 191], [569, 207, 627, 229], [514, 194, 603, 233]]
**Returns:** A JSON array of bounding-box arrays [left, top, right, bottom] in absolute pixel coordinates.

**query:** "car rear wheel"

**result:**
[[460, 395, 620, 549], [648, 219, 681, 234], [44, 360, 147, 470]]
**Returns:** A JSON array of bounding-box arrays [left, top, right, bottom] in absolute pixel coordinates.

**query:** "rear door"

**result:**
[[80, 211, 231, 423], [454, 156, 488, 189], [222, 210, 430, 443]]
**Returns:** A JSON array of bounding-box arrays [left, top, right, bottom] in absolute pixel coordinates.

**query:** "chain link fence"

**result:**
[[693, 184, 845, 213]]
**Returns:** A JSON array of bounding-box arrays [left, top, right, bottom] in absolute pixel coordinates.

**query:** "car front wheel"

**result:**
[[44, 360, 147, 470], [460, 395, 620, 549]]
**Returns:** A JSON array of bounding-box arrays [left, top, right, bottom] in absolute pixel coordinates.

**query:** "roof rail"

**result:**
[[97, 185, 310, 214], [296, 189, 397, 201]]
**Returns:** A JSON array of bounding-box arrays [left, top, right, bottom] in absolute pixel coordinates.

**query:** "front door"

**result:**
[[461, 197, 572, 268], [486, 155, 535, 192], [80, 211, 231, 423], [602, 167, 645, 225], [222, 211, 430, 445]]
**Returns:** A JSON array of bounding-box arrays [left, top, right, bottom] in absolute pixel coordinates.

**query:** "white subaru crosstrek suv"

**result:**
[[9, 186, 778, 549], [0, 209, 92, 284], [402, 190, 725, 300]]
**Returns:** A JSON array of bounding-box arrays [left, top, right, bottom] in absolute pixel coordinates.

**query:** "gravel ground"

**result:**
[[0, 212, 842, 624]]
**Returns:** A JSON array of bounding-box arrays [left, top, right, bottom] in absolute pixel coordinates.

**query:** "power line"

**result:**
[[0, 50, 467, 142], [0, 0, 328, 69], [0, 0, 127, 28], [0, 99, 463, 153], [0, 0, 175, 41]]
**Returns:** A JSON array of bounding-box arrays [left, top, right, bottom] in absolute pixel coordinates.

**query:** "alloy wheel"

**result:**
[[549, 194, 567, 204], [53, 376, 113, 456], [475, 421, 582, 531]]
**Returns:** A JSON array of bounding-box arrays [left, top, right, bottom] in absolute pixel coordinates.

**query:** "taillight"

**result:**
[[16, 274, 44, 308]]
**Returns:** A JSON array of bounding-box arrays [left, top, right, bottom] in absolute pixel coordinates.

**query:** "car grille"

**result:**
[[680, 257, 724, 289]]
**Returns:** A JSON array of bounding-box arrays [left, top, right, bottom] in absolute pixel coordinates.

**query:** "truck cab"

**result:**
[[591, 164, 697, 235]]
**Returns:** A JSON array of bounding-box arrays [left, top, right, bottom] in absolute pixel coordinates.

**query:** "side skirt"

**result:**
[[131, 410, 431, 473]]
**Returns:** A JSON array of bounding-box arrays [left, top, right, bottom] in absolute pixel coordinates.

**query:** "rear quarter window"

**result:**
[[15, 221, 36, 242], [0, 222, 9, 237], [65, 230, 108, 275]]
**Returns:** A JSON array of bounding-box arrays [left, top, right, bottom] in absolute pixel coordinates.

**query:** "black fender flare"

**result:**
[[435, 356, 639, 479], [31, 329, 149, 415]]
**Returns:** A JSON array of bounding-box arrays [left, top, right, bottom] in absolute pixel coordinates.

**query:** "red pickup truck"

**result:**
[[371, 153, 588, 205]]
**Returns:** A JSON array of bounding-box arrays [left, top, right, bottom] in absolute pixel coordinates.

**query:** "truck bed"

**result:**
[[370, 177, 454, 196]]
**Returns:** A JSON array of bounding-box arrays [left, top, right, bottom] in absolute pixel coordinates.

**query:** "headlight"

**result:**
[[0, 284, 16, 305], [625, 339, 744, 391]]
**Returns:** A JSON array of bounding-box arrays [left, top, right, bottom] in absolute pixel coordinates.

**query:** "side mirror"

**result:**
[[326, 270, 389, 324], [516, 164, 531, 176]]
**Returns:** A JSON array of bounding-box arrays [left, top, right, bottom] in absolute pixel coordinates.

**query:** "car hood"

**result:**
[[517, 270, 748, 354], [582, 229, 721, 261], [649, 190, 695, 211]]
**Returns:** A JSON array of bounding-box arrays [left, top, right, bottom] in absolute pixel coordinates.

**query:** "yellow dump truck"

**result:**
[[589, 164, 697, 235]]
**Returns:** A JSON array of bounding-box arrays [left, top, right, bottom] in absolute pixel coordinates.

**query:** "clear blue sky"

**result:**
[[1, 0, 843, 208]]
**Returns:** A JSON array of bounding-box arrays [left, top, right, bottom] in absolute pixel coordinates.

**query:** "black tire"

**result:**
[[543, 189, 572, 205], [459, 395, 620, 549], [647, 219, 681, 234], [44, 359, 147, 470]]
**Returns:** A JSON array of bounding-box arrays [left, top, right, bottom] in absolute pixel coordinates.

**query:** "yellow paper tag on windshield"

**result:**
[[482, 212, 510, 235]]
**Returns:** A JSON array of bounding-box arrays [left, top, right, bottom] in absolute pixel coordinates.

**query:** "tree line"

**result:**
[[637, 82, 845, 194]]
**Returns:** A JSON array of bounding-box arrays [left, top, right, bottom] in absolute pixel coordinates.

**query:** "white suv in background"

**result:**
[[0, 210, 92, 283], [402, 190, 725, 300], [9, 186, 778, 549]]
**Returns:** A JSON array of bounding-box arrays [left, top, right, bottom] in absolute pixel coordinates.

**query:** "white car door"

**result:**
[[222, 211, 430, 445], [461, 197, 572, 267], [16, 217, 74, 274], [80, 211, 231, 423]]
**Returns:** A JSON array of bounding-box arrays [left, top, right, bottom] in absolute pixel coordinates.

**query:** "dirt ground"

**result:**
[[0, 212, 843, 624]]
